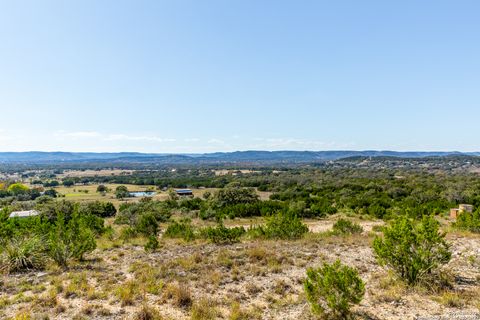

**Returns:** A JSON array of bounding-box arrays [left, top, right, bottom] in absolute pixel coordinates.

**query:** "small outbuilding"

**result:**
[[450, 204, 474, 219], [9, 210, 40, 219], [175, 189, 194, 197]]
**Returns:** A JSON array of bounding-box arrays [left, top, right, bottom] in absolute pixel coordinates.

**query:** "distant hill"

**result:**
[[0, 151, 479, 164]]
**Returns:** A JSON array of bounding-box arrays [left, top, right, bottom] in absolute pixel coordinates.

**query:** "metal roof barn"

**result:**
[[9, 210, 40, 218]]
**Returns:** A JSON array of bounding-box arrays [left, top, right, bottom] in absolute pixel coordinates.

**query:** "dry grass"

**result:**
[[1, 217, 479, 319], [163, 283, 192, 309], [191, 298, 219, 320]]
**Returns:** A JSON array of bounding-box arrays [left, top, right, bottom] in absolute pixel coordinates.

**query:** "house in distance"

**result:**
[[9, 210, 40, 219], [175, 189, 194, 197], [450, 204, 474, 219]]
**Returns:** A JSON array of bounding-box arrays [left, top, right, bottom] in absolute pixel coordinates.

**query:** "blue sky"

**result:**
[[0, 0, 479, 152]]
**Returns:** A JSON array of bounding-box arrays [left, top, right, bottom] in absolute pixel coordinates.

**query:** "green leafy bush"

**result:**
[[200, 223, 245, 244], [455, 210, 480, 233], [304, 260, 365, 318], [309, 199, 338, 217], [120, 227, 138, 241], [48, 213, 96, 268], [164, 219, 195, 241], [135, 213, 159, 237], [249, 213, 309, 240], [115, 185, 130, 199], [115, 201, 171, 226], [78, 201, 117, 218], [0, 236, 47, 273], [144, 235, 159, 252], [373, 215, 451, 285], [212, 187, 259, 207], [7, 183, 29, 195], [332, 219, 363, 235]]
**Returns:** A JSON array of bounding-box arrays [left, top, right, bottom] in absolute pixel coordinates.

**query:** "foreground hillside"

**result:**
[[1, 216, 479, 320]]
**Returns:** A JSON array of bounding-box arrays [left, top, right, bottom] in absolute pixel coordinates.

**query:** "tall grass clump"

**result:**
[[0, 236, 47, 273]]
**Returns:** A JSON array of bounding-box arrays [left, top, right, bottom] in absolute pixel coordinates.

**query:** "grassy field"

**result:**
[[52, 184, 271, 208]]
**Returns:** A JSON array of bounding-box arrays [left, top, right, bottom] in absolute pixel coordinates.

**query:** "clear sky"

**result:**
[[0, 0, 479, 153]]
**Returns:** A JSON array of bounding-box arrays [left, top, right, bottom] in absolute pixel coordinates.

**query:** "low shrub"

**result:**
[[332, 219, 363, 235], [304, 260, 365, 318], [134, 304, 163, 320], [116, 201, 171, 226], [144, 235, 159, 252], [48, 213, 97, 268], [191, 298, 219, 320], [200, 223, 245, 244], [164, 219, 195, 241], [455, 210, 480, 233], [135, 213, 159, 237], [163, 283, 192, 309], [78, 201, 116, 218], [249, 213, 309, 240], [120, 227, 138, 241], [373, 215, 451, 285], [0, 236, 47, 273]]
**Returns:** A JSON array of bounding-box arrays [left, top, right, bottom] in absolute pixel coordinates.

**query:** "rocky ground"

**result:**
[[1, 218, 479, 320]]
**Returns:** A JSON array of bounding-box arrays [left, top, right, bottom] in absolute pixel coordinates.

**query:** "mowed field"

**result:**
[[52, 184, 271, 208]]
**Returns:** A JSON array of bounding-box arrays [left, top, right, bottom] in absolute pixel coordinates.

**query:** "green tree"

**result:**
[[212, 187, 259, 207], [7, 183, 29, 195], [115, 185, 130, 199], [96, 184, 108, 193], [62, 179, 75, 187], [373, 215, 451, 285], [44, 189, 58, 198], [79, 201, 117, 218]]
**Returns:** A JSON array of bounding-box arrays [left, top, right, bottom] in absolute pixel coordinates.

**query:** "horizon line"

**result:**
[[0, 150, 478, 154]]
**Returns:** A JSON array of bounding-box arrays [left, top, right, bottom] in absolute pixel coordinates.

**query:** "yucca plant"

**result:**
[[0, 236, 47, 273]]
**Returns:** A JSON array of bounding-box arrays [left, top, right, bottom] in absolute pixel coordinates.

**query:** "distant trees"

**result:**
[[63, 179, 75, 187], [79, 201, 116, 218], [212, 187, 259, 207], [43, 180, 59, 187], [96, 184, 108, 193], [7, 183, 29, 195], [115, 186, 130, 199], [44, 189, 58, 198]]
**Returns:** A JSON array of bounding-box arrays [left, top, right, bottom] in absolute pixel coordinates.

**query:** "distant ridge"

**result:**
[[0, 151, 479, 164]]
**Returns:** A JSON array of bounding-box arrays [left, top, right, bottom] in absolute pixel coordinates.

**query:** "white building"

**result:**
[[8, 210, 40, 219]]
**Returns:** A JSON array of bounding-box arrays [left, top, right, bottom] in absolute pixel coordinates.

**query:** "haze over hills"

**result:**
[[0, 151, 479, 164]]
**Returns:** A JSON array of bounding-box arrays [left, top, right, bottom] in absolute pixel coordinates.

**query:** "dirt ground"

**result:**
[[1, 219, 479, 320]]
